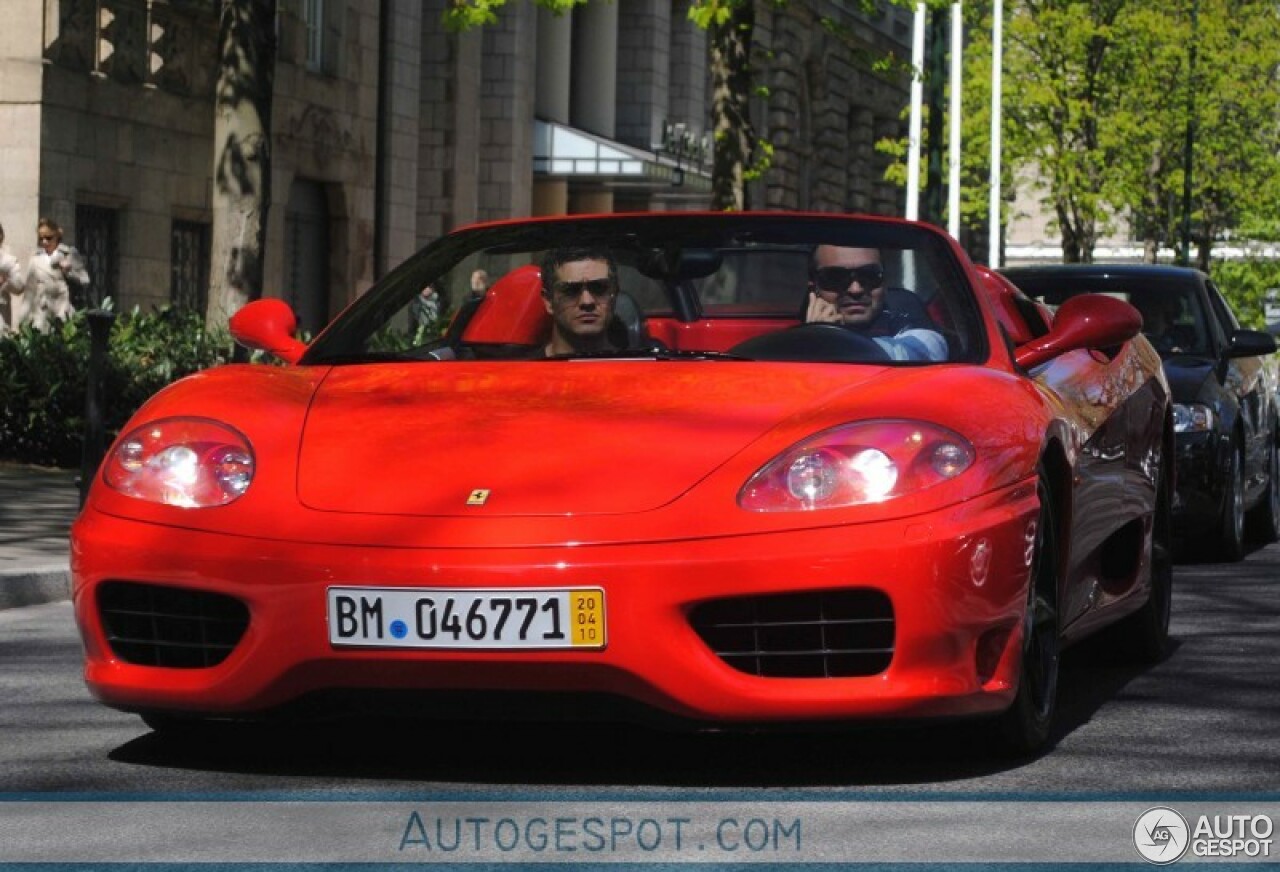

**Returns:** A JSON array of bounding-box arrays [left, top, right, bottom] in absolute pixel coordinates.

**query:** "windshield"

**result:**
[[1002, 270, 1212, 357], [304, 214, 987, 366]]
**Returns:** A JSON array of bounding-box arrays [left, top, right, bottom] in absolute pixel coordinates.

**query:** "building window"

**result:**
[[303, 0, 340, 75], [171, 221, 210, 314], [283, 179, 330, 337], [303, 0, 323, 70], [75, 204, 119, 310]]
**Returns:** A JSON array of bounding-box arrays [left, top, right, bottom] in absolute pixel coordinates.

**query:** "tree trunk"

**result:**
[[207, 0, 277, 330], [708, 0, 755, 211], [1141, 148, 1164, 263], [1056, 203, 1082, 263], [1196, 231, 1213, 273]]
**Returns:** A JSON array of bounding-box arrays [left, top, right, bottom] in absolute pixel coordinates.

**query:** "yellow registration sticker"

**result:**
[[569, 589, 607, 648]]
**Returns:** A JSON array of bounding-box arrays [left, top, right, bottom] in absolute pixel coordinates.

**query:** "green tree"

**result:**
[[1181, 0, 1280, 269], [1002, 0, 1133, 262], [950, 1, 1280, 266], [1103, 1, 1280, 269], [688, 0, 758, 210]]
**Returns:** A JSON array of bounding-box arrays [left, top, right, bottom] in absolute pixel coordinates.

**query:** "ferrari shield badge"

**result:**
[[466, 489, 491, 506]]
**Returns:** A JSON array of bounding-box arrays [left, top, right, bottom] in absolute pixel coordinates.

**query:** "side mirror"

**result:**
[[1226, 328, 1277, 358], [228, 299, 307, 364], [1014, 293, 1142, 370]]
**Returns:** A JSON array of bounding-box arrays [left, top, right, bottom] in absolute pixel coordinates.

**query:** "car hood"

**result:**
[[1161, 356, 1214, 402], [296, 362, 888, 516]]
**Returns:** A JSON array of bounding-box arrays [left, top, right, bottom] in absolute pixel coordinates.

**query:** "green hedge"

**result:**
[[0, 306, 235, 469]]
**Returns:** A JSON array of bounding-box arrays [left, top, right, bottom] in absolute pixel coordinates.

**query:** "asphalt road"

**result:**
[[2, 546, 1278, 795]]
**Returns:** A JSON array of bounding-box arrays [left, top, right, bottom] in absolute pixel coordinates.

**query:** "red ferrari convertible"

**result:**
[[71, 213, 1172, 754]]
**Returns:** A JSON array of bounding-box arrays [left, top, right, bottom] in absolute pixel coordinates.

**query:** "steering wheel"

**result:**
[[729, 323, 891, 363]]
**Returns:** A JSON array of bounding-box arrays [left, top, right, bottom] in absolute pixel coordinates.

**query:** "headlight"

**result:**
[[1172, 403, 1214, 433], [104, 417, 255, 507], [738, 420, 974, 512]]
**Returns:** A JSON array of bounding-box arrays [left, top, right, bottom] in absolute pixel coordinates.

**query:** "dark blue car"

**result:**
[[1002, 264, 1279, 561]]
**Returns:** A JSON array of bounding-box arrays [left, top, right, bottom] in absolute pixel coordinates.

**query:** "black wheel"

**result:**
[[995, 471, 1060, 756], [1114, 458, 1173, 663], [1214, 442, 1246, 562], [1246, 431, 1280, 545]]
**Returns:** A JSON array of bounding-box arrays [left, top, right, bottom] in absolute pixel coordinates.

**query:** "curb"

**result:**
[[0, 566, 71, 611]]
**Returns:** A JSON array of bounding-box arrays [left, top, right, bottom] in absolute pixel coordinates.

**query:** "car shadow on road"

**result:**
[[108, 635, 1169, 788]]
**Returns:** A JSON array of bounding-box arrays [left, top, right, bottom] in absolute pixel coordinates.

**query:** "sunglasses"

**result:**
[[553, 278, 615, 300], [815, 264, 885, 294]]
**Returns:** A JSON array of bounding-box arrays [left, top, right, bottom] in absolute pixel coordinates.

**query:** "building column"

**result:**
[[616, 0, 670, 150], [533, 179, 568, 216], [536, 6, 571, 124], [568, 188, 614, 215], [570, 1, 618, 138], [667, 4, 706, 136], [377, 0, 422, 273], [479, 2, 536, 220], [0, 0, 46, 279]]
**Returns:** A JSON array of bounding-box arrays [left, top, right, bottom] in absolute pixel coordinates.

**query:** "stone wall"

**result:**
[[757, 0, 910, 215], [272, 0, 382, 307], [35, 0, 219, 312]]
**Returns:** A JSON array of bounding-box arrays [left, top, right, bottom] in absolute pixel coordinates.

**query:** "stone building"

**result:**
[[0, 0, 913, 333]]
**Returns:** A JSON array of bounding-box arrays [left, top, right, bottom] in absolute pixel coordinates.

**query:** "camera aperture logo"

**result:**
[[1134, 807, 1189, 865], [1134, 807, 1275, 863]]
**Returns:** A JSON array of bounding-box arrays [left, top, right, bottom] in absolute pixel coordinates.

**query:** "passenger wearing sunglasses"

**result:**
[[538, 246, 622, 357], [22, 217, 89, 331], [806, 245, 947, 362]]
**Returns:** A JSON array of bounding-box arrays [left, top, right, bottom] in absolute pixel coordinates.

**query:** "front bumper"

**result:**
[[71, 481, 1039, 726], [1172, 430, 1226, 533]]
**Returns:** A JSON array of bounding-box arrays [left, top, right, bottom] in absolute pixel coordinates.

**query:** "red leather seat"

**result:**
[[460, 264, 549, 345]]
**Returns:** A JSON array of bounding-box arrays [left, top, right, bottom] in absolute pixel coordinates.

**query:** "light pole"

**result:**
[[988, 0, 1003, 268], [906, 3, 927, 220], [948, 2, 963, 240], [1179, 0, 1199, 267]]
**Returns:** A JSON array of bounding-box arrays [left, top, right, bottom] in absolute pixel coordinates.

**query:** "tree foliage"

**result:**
[[959, 0, 1280, 264]]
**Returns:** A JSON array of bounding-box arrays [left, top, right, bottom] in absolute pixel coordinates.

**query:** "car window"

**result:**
[[1205, 280, 1239, 339]]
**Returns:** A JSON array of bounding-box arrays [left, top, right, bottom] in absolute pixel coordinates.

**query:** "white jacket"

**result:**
[[23, 244, 89, 331], [0, 248, 25, 334]]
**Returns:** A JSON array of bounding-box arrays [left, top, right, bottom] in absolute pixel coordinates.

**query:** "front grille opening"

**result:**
[[689, 589, 894, 678], [97, 581, 249, 668]]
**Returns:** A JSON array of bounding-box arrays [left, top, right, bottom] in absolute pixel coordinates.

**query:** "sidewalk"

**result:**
[[0, 463, 81, 610]]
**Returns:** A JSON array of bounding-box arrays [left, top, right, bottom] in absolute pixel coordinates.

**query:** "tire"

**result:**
[[1214, 442, 1246, 562], [995, 471, 1061, 757], [1114, 459, 1173, 663], [1246, 431, 1280, 545]]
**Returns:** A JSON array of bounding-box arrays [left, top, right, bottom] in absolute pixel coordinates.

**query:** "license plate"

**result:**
[[326, 586, 607, 650]]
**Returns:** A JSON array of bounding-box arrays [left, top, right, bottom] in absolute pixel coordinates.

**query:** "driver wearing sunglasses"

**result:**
[[538, 246, 622, 357], [806, 245, 947, 362]]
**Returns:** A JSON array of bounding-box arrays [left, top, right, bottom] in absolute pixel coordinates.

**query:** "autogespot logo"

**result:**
[[1134, 807, 1191, 865]]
